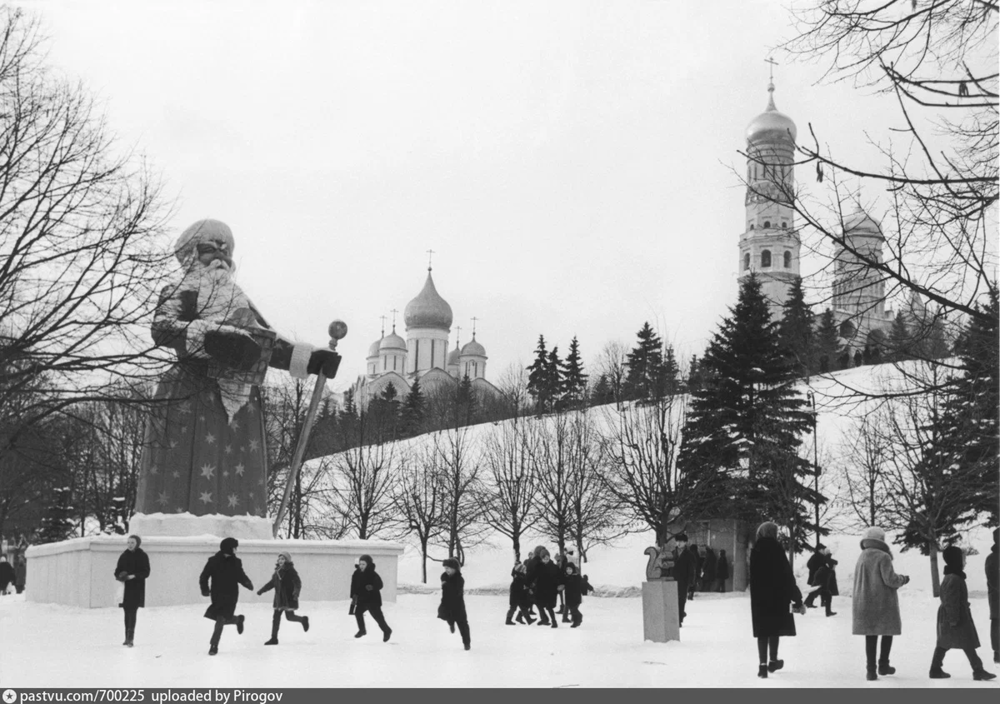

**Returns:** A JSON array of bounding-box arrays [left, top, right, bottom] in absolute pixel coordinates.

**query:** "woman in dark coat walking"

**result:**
[[114, 535, 150, 647], [352, 554, 391, 642], [750, 522, 804, 679], [929, 546, 996, 680], [438, 557, 471, 650], [987, 528, 998, 664], [701, 547, 717, 592], [257, 551, 309, 645], [199, 537, 253, 656]]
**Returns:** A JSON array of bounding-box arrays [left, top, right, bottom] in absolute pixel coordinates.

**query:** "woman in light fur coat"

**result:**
[[852, 526, 910, 681]]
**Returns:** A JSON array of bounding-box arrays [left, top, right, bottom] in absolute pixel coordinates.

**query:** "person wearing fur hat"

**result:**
[[438, 558, 471, 650], [563, 562, 585, 628], [530, 549, 563, 627], [750, 522, 804, 679], [257, 552, 309, 645], [199, 537, 254, 656], [134, 219, 341, 519], [987, 528, 999, 664], [352, 554, 391, 642], [715, 549, 729, 592], [852, 526, 910, 680], [114, 535, 150, 647], [506, 562, 533, 625], [929, 545, 996, 680]]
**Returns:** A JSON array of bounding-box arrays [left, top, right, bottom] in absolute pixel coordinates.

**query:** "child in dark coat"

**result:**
[[813, 554, 839, 617], [506, 562, 533, 625], [929, 546, 996, 680], [352, 554, 392, 641], [438, 558, 471, 650], [114, 535, 151, 647], [563, 563, 585, 628], [199, 537, 254, 656], [257, 551, 309, 645]]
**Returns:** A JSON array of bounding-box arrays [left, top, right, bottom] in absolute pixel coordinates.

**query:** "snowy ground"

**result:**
[[1, 589, 996, 689]]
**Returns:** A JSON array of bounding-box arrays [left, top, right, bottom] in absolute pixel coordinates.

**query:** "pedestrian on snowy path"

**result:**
[[701, 547, 717, 592], [114, 535, 150, 647], [851, 526, 909, 681], [506, 562, 533, 625], [199, 537, 253, 656], [563, 562, 585, 627], [0, 555, 14, 595], [986, 528, 998, 664], [804, 544, 828, 608], [672, 534, 694, 625], [438, 558, 471, 650], [813, 553, 839, 617], [257, 552, 309, 645], [749, 521, 804, 679], [928, 545, 996, 681], [352, 554, 391, 642], [715, 549, 729, 592], [531, 549, 563, 628]]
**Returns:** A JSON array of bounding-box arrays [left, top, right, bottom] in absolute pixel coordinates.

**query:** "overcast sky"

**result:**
[[31, 0, 913, 390]]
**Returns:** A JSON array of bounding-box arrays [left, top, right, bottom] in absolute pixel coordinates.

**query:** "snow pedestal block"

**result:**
[[25, 522, 404, 609], [642, 579, 680, 643]]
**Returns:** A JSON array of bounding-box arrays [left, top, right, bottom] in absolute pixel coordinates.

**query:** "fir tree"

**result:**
[[777, 277, 815, 377], [546, 346, 564, 409], [526, 335, 552, 413], [38, 485, 75, 544], [913, 291, 999, 530], [455, 374, 477, 425], [677, 273, 820, 543], [561, 336, 588, 406], [813, 309, 842, 373], [662, 344, 680, 395], [400, 378, 426, 436], [624, 322, 665, 401], [590, 374, 613, 406]]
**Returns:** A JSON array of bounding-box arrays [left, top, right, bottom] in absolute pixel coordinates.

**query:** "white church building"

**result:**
[[352, 267, 499, 408]]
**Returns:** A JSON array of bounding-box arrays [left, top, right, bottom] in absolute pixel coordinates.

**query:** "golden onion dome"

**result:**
[[460, 338, 486, 357], [404, 270, 453, 330], [379, 330, 407, 352], [746, 82, 797, 144], [843, 207, 883, 239]]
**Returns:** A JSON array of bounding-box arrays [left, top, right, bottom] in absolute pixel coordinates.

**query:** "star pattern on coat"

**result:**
[[157, 492, 169, 506], [200, 463, 216, 480], [227, 494, 239, 509], [199, 491, 213, 505]]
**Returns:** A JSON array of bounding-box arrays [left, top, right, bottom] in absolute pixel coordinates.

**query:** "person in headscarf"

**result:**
[[749, 521, 804, 679], [852, 526, 909, 681], [134, 219, 340, 518], [114, 535, 150, 647], [257, 551, 309, 645], [986, 528, 999, 665], [929, 545, 996, 680]]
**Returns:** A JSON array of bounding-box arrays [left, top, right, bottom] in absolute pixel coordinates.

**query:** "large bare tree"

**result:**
[[478, 417, 540, 563]]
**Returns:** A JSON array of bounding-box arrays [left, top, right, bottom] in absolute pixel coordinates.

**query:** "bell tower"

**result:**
[[739, 59, 801, 319]]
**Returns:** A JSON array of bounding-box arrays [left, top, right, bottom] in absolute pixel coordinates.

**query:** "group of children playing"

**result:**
[[506, 545, 594, 629]]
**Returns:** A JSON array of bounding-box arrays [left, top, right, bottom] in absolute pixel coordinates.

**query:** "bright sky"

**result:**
[[29, 0, 911, 390]]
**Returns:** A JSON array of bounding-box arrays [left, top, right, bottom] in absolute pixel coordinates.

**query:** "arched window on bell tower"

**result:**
[[743, 252, 750, 271], [783, 251, 791, 268], [761, 250, 771, 268]]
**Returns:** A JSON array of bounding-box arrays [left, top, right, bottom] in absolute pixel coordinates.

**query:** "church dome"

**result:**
[[843, 208, 883, 238], [379, 331, 407, 351], [404, 271, 453, 330], [447, 346, 461, 366], [367, 338, 382, 358], [460, 339, 486, 357], [746, 84, 797, 144]]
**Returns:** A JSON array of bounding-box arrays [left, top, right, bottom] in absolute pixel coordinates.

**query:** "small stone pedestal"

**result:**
[[642, 579, 680, 643]]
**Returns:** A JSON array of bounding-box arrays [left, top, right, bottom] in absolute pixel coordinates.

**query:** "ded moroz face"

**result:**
[[196, 239, 233, 269]]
